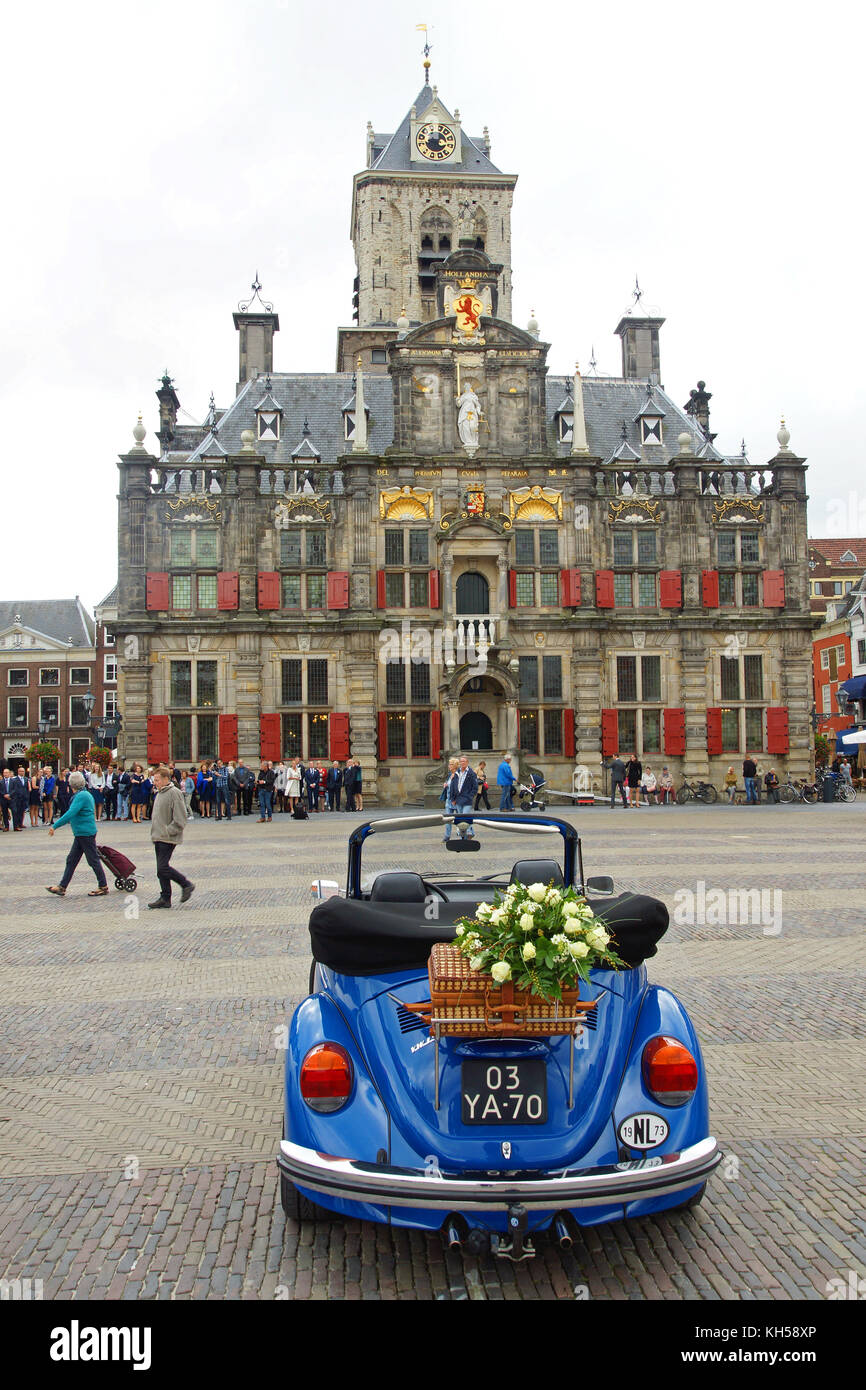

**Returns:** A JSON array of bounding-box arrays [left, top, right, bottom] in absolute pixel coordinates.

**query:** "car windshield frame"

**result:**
[[345, 812, 584, 899]]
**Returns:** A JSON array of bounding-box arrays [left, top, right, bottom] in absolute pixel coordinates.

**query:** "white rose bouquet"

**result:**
[[453, 881, 625, 1001]]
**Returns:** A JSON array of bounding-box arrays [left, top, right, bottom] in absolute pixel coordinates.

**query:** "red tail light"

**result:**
[[642, 1036, 698, 1106], [300, 1043, 354, 1113]]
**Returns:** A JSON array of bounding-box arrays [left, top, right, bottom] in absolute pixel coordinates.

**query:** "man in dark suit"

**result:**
[[326, 761, 343, 812], [605, 753, 628, 809], [304, 762, 321, 811], [446, 755, 478, 840], [0, 768, 12, 830], [342, 761, 356, 812], [10, 766, 29, 830]]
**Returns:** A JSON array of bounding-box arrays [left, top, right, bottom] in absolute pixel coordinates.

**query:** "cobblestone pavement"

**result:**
[[1, 802, 864, 1300]]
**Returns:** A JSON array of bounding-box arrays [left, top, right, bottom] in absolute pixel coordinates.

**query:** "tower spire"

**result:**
[[416, 22, 431, 83]]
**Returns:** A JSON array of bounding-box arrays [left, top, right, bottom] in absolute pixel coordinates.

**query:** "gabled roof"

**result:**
[[291, 436, 321, 461], [809, 538, 866, 566], [369, 85, 503, 175], [254, 391, 283, 413]]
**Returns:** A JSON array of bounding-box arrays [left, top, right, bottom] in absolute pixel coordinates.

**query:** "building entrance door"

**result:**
[[459, 711, 493, 751]]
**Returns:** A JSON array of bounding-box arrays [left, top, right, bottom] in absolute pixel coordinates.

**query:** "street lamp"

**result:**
[[82, 690, 96, 724]]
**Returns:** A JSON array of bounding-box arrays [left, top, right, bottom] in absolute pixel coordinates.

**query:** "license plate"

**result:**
[[461, 1059, 547, 1125]]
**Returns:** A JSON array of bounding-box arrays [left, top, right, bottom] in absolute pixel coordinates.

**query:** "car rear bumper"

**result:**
[[277, 1135, 722, 1211]]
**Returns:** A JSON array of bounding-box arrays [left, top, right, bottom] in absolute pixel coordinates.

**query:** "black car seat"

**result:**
[[509, 859, 565, 887], [369, 871, 429, 902]]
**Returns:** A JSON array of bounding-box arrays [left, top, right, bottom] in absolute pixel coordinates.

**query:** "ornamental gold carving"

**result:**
[[163, 495, 222, 522], [507, 486, 563, 522], [607, 497, 661, 523], [711, 497, 766, 524], [379, 486, 434, 521]]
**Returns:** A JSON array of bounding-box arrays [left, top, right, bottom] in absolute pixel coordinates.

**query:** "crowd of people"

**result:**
[[1, 756, 366, 831]]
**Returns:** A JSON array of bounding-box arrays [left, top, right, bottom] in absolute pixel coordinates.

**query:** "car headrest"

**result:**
[[509, 859, 564, 887], [369, 871, 429, 903]]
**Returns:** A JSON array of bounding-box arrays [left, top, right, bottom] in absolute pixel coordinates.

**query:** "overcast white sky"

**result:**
[[2, 0, 863, 612]]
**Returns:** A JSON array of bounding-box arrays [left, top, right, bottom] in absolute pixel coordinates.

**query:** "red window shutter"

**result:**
[[146, 572, 169, 611], [219, 714, 238, 762], [257, 571, 280, 610], [659, 570, 683, 609], [327, 571, 350, 610], [766, 707, 789, 754], [376, 570, 387, 609], [147, 715, 170, 764], [431, 709, 441, 760], [706, 707, 722, 756], [562, 708, 576, 759], [260, 713, 281, 762], [429, 570, 441, 609], [763, 570, 786, 608], [217, 571, 239, 610], [560, 569, 581, 607], [508, 570, 517, 608], [596, 570, 615, 609], [601, 709, 618, 757], [377, 710, 388, 760], [329, 713, 351, 761], [701, 570, 719, 608], [663, 707, 686, 756]]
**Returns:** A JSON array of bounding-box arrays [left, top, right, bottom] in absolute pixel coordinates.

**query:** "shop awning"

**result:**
[[839, 675, 866, 701]]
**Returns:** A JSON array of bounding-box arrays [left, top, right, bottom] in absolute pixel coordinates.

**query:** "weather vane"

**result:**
[[416, 22, 432, 82], [238, 272, 274, 314], [632, 275, 643, 308]]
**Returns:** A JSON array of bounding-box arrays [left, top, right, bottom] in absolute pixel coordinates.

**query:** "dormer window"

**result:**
[[344, 411, 355, 441], [640, 416, 663, 445], [557, 412, 574, 444], [258, 411, 280, 441], [841, 549, 858, 563]]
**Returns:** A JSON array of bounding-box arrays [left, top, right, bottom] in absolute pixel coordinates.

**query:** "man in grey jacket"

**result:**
[[149, 764, 195, 909]]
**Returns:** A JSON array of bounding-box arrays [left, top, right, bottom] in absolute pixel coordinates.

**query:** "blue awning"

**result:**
[[836, 727, 857, 752], [839, 675, 866, 700]]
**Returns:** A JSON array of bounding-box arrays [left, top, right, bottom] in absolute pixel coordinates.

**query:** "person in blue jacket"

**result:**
[[304, 762, 321, 812], [45, 771, 109, 896], [496, 753, 516, 811]]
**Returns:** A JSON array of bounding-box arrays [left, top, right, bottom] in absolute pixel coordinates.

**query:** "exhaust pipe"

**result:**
[[442, 1214, 466, 1250], [554, 1213, 574, 1250]]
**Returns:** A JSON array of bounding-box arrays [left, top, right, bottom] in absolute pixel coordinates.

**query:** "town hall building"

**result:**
[[114, 74, 813, 803]]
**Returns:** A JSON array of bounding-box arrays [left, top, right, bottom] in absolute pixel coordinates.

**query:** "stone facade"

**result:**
[[113, 81, 814, 801]]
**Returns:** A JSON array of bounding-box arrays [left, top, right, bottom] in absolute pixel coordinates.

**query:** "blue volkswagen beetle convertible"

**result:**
[[277, 813, 722, 1259]]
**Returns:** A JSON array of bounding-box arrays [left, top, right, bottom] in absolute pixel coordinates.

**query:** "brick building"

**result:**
[[808, 538, 866, 617], [114, 76, 814, 800], [0, 599, 113, 770]]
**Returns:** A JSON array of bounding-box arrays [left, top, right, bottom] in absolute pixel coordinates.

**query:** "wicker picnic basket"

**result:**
[[402, 942, 598, 1038]]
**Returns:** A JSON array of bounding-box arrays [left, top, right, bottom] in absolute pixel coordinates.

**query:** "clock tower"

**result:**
[[338, 79, 517, 371]]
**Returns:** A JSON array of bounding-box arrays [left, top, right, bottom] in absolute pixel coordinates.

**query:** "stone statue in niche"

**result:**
[[456, 381, 482, 452]]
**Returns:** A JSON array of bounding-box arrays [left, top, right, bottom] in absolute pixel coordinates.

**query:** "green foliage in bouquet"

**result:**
[[86, 746, 113, 769], [453, 880, 625, 1002]]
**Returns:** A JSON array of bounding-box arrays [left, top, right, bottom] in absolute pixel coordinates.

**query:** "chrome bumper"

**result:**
[[277, 1136, 722, 1212]]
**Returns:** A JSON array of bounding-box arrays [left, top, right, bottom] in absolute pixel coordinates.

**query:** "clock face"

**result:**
[[416, 122, 456, 161]]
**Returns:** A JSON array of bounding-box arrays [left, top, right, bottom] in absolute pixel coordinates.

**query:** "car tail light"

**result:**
[[642, 1036, 698, 1106], [300, 1043, 354, 1113]]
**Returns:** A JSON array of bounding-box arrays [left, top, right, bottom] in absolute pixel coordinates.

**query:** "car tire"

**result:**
[[671, 1182, 706, 1212], [280, 1120, 338, 1224]]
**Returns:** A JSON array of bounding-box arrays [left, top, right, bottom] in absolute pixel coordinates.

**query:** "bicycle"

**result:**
[[814, 767, 856, 803], [675, 779, 719, 805], [778, 778, 819, 804]]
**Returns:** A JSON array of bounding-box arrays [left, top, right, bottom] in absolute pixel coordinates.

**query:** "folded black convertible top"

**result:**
[[309, 893, 668, 977]]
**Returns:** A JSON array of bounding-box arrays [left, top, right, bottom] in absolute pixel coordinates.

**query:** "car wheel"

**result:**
[[671, 1182, 706, 1212], [280, 1120, 338, 1223], [280, 1171, 329, 1222]]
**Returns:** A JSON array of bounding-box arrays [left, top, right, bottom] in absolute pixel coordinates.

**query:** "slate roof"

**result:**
[[0, 599, 94, 648], [189, 374, 394, 466], [187, 368, 732, 473], [543, 376, 720, 463], [370, 85, 503, 175]]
